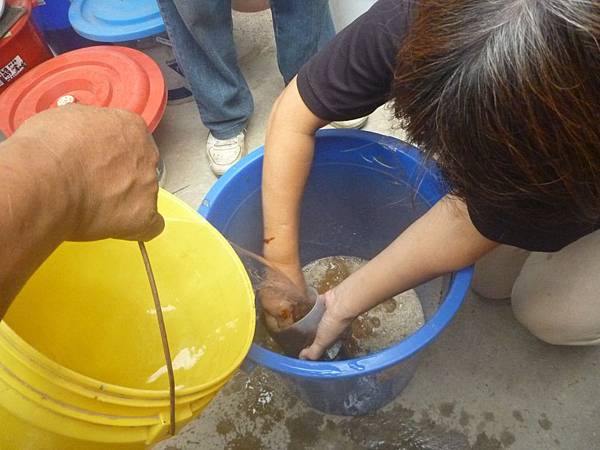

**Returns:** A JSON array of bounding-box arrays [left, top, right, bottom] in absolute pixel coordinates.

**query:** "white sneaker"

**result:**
[[330, 115, 369, 129], [206, 130, 246, 176]]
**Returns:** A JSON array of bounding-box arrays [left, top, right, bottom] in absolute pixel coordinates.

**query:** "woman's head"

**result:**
[[394, 0, 600, 228]]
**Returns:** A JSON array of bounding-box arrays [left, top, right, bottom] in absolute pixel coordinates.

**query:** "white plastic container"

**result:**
[[329, 0, 377, 31]]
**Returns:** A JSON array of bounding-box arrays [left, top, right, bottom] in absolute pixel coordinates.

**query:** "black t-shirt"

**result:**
[[297, 0, 408, 122], [297, 0, 598, 252]]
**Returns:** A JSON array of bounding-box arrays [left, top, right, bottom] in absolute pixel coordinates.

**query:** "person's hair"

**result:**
[[393, 0, 600, 228]]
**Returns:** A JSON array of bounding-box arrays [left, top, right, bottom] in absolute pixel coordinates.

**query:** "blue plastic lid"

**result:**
[[69, 0, 165, 42]]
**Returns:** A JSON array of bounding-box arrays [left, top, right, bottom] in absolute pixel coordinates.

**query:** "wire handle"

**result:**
[[138, 241, 176, 436]]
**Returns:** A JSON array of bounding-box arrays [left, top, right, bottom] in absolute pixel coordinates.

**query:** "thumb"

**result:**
[[299, 344, 325, 361], [299, 301, 356, 360], [138, 212, 165, 242], [299, 324, 339, 361]]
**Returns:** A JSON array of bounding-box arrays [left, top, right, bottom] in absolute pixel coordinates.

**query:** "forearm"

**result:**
[[333, 196, 498, 318], [0, 136, 71, 319], [262, 77, 328, 265]]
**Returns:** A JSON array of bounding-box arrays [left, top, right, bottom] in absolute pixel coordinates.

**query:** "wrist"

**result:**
[[3, 134, 80, 241], [262, 241, 300, 266], [325, 287, 359, 324]]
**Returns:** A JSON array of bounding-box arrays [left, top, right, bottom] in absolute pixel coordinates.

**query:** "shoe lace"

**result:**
[[212, 137, 239, 150]]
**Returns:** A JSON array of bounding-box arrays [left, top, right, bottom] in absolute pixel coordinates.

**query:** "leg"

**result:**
[[512, 230, 600, 345], [156, 0, 253, 139], [471, 245, 530, 299], [269, 0, 335, 84]]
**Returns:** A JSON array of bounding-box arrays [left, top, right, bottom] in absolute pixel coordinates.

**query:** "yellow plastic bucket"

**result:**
[[0, 190, 255, 449]]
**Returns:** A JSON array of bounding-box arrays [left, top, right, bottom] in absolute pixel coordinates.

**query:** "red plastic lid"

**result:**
[[0, 45, 166, 135]]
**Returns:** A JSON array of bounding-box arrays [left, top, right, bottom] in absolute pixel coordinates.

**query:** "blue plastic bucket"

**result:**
[[200, 129, 473, 415], [33, 0, 71, 30], [32, 0, 99, 53]]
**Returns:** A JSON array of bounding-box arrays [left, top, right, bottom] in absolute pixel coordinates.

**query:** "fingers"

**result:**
[[137, 211, 165, 242], [299, 344, 324, 361], [16, 105, 167, 243], [263, 313, 282, 332], [299, 327, 338, 361], [258, 270, 303, 317], [258, 286, 285, 315], [299, 313, 349, 360], [299, 331, 333, 360], [259, 287, 295, 330], [136, 160, 164, 242]]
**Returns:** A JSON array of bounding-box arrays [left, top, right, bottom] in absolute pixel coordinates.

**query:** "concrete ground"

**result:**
[[153, 10, 600, 450]]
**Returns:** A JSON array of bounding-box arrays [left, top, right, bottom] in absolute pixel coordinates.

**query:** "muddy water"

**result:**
[[230, 242, 314, 328], [254, 255, 425, 359]]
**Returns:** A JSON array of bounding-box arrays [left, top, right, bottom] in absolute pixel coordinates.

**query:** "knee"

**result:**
[[472, 246, 529, 299], [511, 232, 600, 346], [512, 294, 600, 345]]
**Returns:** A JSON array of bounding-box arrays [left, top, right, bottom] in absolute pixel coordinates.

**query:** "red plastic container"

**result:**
[[0, 0, 52, 94], [0, 45, 167, 136]]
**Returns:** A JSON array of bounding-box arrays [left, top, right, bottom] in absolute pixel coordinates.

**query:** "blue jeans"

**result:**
[[157, 0, 335, 139]]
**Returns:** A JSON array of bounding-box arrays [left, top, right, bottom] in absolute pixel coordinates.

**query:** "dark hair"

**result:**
[[393, 0, 600, 228]]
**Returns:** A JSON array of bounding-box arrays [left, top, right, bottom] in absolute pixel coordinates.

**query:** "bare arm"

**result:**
[[0, 135, 69, 318], [260, 77, 328, 325], [261, 79, 498, 336], [262, 77, 328, 269], [300, 196, 499, 359], [0, 105, 164, 319]]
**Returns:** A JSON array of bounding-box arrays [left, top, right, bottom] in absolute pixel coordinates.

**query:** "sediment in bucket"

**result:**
[[301, 255, 426, 359], [201, 129, 473, 415], [0, 190, 255, 449]]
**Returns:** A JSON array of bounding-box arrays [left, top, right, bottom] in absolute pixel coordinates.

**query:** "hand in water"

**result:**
[[259, 261, 310, 331], [230, 243, 311, 331], [299, 289, 356, 360]]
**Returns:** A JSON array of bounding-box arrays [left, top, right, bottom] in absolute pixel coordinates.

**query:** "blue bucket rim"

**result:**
[[200, 129, 474, 380], [69, 0, 165, 42]]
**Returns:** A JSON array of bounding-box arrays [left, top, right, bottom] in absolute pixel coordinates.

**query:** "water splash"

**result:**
[[228, 241, 315, 326], [145, 304, 176, 315], [147, 345, 207, 384]]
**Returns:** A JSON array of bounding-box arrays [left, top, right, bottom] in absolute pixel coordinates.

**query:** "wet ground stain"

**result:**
[[216, 418, 235, 436], [439, 402, 455, 418], [538, 413, 552, 430], [473, 432, 503, 450], [286, 410, 324, 449], [476, 421, 488, 433], [287, 395, 298, 409], [482, 412, 495, 422], [227, 432, 264, 450], [213, 370, 286, 449], [512, 410, 524, 423], [459, 409, 473, 427], [500, 430, 516, 447], [339, 405, 470, 450], [208, 370, 523, 450]]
